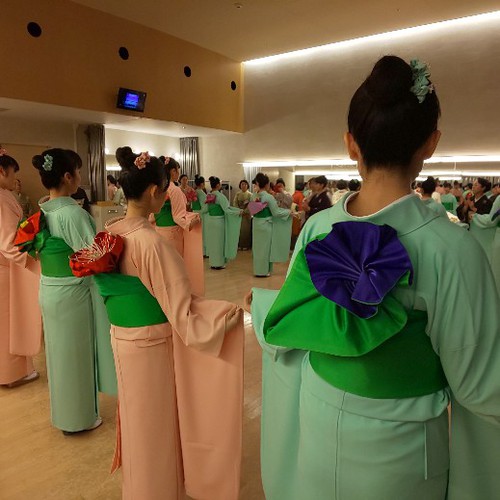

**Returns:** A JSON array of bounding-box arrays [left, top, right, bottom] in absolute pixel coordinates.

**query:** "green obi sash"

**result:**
[[192, 199, 202, 211], [442, 201, 454, 211], [253, 207, 272, 218], [310, 310, 447, 399], [94, 273, 167, 328], [39, 236, 74, 277], [154, 201, 176, 227], [208, 204, 225, 216]]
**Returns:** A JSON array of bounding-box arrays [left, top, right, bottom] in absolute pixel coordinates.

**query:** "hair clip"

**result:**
[[42, 154, 53, 171], [0, 146, 6, 157], [164, 157, 171, 165], [409, 59, 434, 103], [134, 151, 150, 170]]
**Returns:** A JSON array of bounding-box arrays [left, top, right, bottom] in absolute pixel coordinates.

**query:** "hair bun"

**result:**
[[32, 154, 44, 171], [115, 146, 136, 168], [366, 55, 413, 105]]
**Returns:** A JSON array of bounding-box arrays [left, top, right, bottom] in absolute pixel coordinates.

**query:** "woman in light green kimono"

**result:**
[[249, 57, 500, 500], [202, 176, 242, 269], [440, 182, 458, 214], [33, 148, 116, 434], [250, 173, 292, 277], [192, 175, 208, 256]]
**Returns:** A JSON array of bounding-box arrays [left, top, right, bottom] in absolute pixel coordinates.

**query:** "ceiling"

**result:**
[[71, 0, 500, 61], [0, 97, 233, 138]]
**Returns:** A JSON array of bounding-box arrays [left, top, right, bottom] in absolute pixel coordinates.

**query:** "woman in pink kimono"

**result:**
[[73, 150, 244, 500], [0, 148, 41, 387], [154, 155, 203, 295]]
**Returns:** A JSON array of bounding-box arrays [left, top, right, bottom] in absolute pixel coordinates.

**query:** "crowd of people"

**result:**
[[1, 54, 499, 500]]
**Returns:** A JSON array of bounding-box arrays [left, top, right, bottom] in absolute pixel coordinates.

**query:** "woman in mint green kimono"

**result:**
[[32, 148, 116, 434], [249, 57, 500, 500], [202, 176, 241, 269], [192, 175, 208, 256], [420, 176, 449, 219], [440, 182, 458, 214], [250, 173, 292, 277]]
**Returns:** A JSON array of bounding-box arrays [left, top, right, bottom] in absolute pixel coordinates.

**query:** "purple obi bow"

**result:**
[[305, 221, 413, 318]]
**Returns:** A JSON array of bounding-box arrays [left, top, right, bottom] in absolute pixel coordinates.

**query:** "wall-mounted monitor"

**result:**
[[116, 87, 147, 112]]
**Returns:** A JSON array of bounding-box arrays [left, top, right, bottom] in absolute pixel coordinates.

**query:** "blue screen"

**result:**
[[124, 92, 140, 109]]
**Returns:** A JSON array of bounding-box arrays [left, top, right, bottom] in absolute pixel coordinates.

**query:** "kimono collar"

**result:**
[[339, 192, 440, 236], [39, 196, 79, 213], [105, 216, 153, 237]]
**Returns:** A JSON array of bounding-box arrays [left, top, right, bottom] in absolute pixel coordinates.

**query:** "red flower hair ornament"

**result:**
[[70, 232, 124, 277]]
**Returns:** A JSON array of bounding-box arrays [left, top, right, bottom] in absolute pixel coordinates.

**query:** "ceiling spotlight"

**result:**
[[234, 2, 243, 8]]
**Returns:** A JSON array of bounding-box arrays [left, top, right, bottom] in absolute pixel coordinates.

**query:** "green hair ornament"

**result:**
[[410, 59, 435, 103]]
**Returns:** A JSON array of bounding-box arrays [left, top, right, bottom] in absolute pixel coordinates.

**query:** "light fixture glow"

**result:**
[[244, 10, 500, 65], [106, 165, 122, 171], [104, 148, 110, 155], [174, 153, 181, 161]]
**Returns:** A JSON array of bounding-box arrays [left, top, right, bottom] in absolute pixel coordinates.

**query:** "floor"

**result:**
[[0, 250, 288, 500]]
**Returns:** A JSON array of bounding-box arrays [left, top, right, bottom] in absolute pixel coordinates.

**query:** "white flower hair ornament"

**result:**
[[410, 59, 435, 104], [134, 151, 151, 170], [0, 146, 7, 157], [42, 154, 53, 171]]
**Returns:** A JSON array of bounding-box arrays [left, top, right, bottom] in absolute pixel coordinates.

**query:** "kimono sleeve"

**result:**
[[217, 191, 240, 216], [0, 195, 28, 267], [59, 207, 97, 251], [265, 192, 291, 220], [169, 185, 197, 230], [427, 231, 500, 425], [137, 235, 238, 356]]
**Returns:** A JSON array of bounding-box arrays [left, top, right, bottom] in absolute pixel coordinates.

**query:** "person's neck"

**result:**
[[126, 202, 150, 219], [49, 187, 73, 199], [474, 193, 484, 201], [347, 169, 413, 217], [421, 193, 432, 200]]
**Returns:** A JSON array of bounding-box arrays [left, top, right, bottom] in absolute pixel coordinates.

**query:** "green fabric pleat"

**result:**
[[94, 273, 167, 327], [208, 204, 225, 216], [442, 201, 454, 211], [39, 235, 74, 277], [192, 199, 201, 211], [253, 207, 272, 218], [154, 200, 176, 227]]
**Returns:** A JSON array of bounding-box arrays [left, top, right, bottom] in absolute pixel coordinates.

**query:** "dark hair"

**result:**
[[422, 176, 436, 195], [275, 177, 285, 187], [209, 176, 221, 189], [295, 182, 305, 191], [194, 174, 205, 187], [179, 174, 188, 182], [348, 179, 361, 191], [239, 179, 249, 189], [65, 150, 83, 168], [336, 179, 348, 190], [107, 174, 117, 185], [116, 146, 168, 200], [348, 55, 440, 169], [443, 181, 452, 189], [32, 148, 79, 189], [467, 183, 473, 189], [476, 177, 491, 192], [252, 173, 269, 189], [315, 175, 328, 187], [0, 150, 19, 172], [159, 156, 181, 177]]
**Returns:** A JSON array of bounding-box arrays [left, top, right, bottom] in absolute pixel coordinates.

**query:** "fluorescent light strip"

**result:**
[[244, 10, 500, 65], [243, 155, 500, 169], [106, 166, 122, 171]]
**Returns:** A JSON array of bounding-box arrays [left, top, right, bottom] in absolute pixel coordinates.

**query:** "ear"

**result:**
[[63, 171, 73, 183], [421, 130, 441, 160], [344, 132, 361, 161], [150, 184, 161, 199]]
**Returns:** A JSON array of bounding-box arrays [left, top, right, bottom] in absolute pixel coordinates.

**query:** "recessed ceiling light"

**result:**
[[234, 3, 243, 9]]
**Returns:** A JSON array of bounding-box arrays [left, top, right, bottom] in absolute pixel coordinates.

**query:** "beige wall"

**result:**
[[242, 15, 500, 160], [1, 0, 243, 132]]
